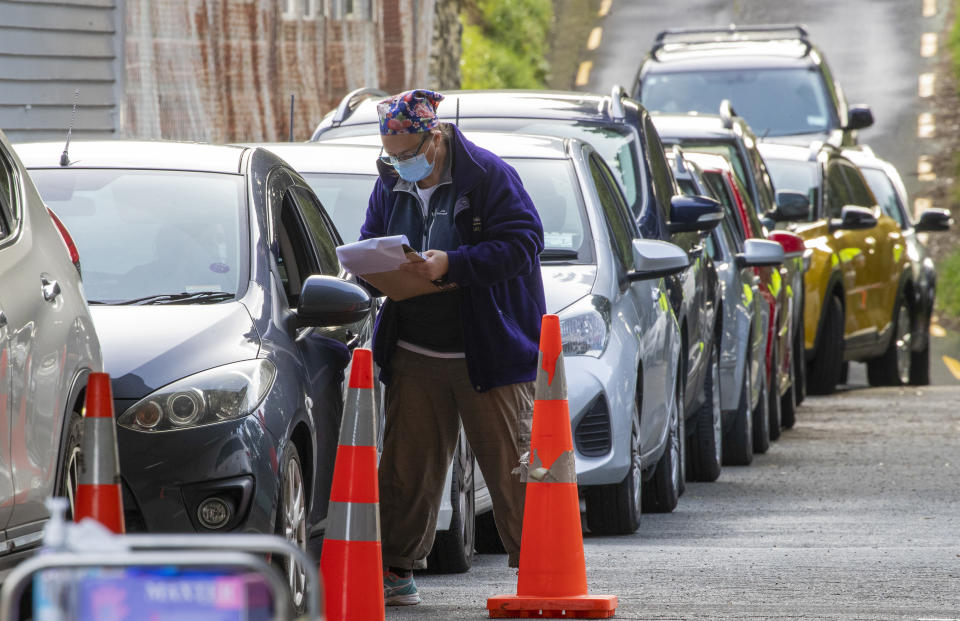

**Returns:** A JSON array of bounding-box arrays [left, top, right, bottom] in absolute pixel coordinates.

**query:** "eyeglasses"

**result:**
[[379, 133, 430, 166]]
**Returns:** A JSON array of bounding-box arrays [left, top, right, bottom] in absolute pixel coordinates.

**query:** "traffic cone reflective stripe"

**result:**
[[74, 372, 125, 534], [320, 348, 385, 621], [488, 315, 617, 618]]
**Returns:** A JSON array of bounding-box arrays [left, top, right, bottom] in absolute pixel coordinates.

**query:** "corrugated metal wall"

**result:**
[[0, 0, 123, 142]]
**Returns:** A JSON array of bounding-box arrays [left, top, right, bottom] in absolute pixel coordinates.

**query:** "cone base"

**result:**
[[320, 539, 385, 621], [487, 594, 617, 618]]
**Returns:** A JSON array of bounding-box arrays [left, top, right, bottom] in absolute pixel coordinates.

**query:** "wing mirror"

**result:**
[[829, 205, 877, 231], [735, 239, 785, 269], [769, 190, 810, 221], [295, 275, 372, 327], [626, 239, 690, 281], [846, 104, 874, 131], [915, 208, 953, 232], [668, 194, 723, 233]]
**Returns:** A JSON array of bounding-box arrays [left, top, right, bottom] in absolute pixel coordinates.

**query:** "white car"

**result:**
[[0, 131, 102, 569]]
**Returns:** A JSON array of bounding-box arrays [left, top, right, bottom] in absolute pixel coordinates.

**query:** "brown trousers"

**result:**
[[378, 347, 534, 569]]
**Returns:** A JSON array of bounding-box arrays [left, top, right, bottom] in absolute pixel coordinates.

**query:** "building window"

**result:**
[[303, 0, 319, 19], [282, 0, 322, 20], [327, 0, 372, 20]]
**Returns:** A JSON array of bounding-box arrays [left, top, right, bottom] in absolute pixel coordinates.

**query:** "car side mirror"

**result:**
[[668, 194, 723, 233], [829, 205, 878, 231], [295, 275, 372, 327], [915, 208, 953, 232], [735, 239, 785, 269], [770, 190, 810, 221], [846, 105, 874, 131], [626, 239, 690, 281]]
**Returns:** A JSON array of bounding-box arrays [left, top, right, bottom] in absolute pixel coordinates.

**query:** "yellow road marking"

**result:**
[[921, 33, 938, 57], [942, 356, 960, 381], [914, 197, 932, 219], [575, 61, 593, 87], [918, 112, 935, 138], [923, 0, 937, 17], [598, 0, 612, 17], [931, 323, 947, 338], [919, 72, 935, 98], [918, 156, 936, 181], [587, 26, 603, 50]]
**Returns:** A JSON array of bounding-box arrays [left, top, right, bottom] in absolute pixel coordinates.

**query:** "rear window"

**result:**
[[642, 67, 837, 137]]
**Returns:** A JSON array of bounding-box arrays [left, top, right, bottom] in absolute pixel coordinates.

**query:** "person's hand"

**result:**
[[399, 249, 449, 281]]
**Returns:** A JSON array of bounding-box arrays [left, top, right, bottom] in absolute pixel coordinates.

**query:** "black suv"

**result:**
[[633, 24, 873, 147], [310, 87, 726, 501]]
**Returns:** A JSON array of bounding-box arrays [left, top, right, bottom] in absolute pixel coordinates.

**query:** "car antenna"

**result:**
[[455, 97, 460, 127], [59, 89, 79, 167], [289, 93, 295, 142]]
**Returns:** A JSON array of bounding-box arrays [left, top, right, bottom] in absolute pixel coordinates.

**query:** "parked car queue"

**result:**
[[0, 21, 949, 610]]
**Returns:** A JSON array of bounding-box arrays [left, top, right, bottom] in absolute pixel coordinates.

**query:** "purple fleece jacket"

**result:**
[[359, 125, 547, 392]]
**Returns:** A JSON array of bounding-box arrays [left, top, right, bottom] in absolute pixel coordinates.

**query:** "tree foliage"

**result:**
[[460, 0, 553, 89]]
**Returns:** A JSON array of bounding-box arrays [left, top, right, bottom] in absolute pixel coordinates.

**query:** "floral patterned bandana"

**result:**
[[377, 89, 444, 135]]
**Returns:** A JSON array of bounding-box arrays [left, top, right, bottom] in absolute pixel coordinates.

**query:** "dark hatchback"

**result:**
[[310, 88, 727, 484], [16, 140, 373, 610]]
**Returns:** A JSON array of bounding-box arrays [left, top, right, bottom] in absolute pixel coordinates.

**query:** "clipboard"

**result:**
[[360, 244, 459, 301]]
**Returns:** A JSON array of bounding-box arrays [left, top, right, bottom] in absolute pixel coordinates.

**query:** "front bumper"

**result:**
[[116, 408, 279, 535]]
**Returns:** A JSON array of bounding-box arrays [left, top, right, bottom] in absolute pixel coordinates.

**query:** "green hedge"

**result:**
[[460, 0, 553, 89]]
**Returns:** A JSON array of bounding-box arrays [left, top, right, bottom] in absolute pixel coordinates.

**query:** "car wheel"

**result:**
[[910, 318, 931, 385], [867, 297, 912, 386], [807, 295, 845, 395], [585, 407, 642, 534], [780, 339, 798, 430], [793, 312, 807, 406], [274, 441, 308, 616], [768, 337, 782, 442], [56, 412, 83, 518], [642, 366, 682, 513], [722, 350, 753, 466], [752, 358, 770, 455], [426, 436, 475, 573], [688, 341, 722, 482]]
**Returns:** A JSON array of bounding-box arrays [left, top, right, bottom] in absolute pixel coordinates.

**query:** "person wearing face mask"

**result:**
[[359, 89, 546, 606]]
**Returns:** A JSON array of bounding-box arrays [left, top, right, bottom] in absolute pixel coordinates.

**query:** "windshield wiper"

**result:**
[[116, 291, 235, 306], [540, 249, 579, 261]]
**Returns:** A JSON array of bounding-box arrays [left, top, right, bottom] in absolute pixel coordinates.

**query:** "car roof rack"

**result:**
[[719, 99, 738, 129], [651, 23, 810, 58], [671, 145, 689, 175], [608, 84, 628, 121], [311, 86, 387, 140]]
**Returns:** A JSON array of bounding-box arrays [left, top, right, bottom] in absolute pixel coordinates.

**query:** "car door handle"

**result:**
[[41, 276, 61, 302]]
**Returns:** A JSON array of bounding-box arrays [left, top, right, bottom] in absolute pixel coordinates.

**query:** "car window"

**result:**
[[641, 67, 838, 136], [0, 150, 16, 240], [589, 152, 634, 270], [642, 117, 675, 222], [762, 157, 820, 222], [825, 160, 851, 219], [301, 172, 377, 243], [293, 187, 342, 276], [861, 167, 908, 229], [679, 142, 749, 197], [838, 161, 877, 208], [702, 170, 748, 245], [275, 190, 321, 308], [747, 144, 777, 214]]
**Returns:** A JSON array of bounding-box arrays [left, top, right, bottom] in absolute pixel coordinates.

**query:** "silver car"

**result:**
[[262, 130, 690, 537], [0, 129, 102, 569]]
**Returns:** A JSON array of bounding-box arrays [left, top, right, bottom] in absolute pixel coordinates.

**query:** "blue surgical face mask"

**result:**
[[394, 152, 435, 182]]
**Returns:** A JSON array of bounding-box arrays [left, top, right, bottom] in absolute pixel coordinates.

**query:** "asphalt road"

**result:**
[[582, 0, 960, 387], [388, 386, 960, 619]]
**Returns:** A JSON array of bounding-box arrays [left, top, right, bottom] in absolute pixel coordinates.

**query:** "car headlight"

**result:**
[[558, 296, 611, 357], [118, 359, 277, 432]]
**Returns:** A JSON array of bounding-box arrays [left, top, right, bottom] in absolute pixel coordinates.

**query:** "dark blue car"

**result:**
[[17, 140, 373, 612]]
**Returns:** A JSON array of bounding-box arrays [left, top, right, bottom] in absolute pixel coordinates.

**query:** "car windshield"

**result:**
[[301, 173, 378, 242], [30, 169, 246, 304], [642, 68, 836, 137], [763, 158, 820, 222]]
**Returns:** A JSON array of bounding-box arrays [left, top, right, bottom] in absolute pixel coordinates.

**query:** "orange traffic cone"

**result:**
[[488, 315, 617, 619], [74, 372, 125, 534], [320, 348, 385, 621]]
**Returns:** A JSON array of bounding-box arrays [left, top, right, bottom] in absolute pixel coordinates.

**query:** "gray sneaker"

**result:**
[[383, 571, 421, 606]]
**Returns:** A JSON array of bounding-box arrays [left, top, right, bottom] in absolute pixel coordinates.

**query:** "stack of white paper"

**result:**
[[335, 235, 414, 275]]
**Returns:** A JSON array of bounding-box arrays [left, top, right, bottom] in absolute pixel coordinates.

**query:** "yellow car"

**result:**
[[759, 142, 914, 394]]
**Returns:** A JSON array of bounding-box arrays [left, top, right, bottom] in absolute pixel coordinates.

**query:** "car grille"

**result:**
[[575, 395, 611, 457]]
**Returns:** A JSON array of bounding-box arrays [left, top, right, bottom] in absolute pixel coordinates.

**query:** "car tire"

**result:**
[[274, 441, 308, 616], [585, 405, 642, 534], [688, 341, 722, 482], [56, 412, 83, 518], [867, 296, 912, 387], [794, 308, 807, 406], [426, 437, 475, 574], [642, 367, 682, 513], [723, 351, 753, 466], [807, 295, 845, 395], [910, 319, 931, 385], [768, 337, 782, 442], [752, 359, 770, 455], [474, 510, 505, 554], [838, 360, 849, 385]]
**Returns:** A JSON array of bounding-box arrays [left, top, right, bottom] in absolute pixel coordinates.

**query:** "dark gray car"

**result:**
[[17, 140, 374, 611]]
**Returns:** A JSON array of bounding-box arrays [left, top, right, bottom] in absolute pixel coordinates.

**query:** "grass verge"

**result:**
[[935, 0, 960, 319]]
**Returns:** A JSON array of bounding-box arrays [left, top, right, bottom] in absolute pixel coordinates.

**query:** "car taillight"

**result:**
[[724, 170, 754, 239], [767, 231, 805, 258], [46, 207, 81, 275]]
